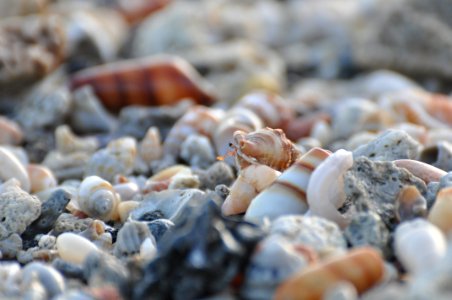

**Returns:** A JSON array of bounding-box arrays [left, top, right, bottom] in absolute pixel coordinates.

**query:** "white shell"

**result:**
[[27, 164, 57, 194], [138, 127, 162, 164], [77, 176, 120, 221], [56, 232, 99, 265], [140, 237, 157, 262], [113, 182, 139, 201], [0, 146, 30, 192], [55, 125, 99, 154], [306, 149, 353, 228], [395, 218, 446, 275]]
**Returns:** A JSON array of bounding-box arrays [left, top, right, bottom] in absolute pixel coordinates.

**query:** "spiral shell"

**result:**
[[274, 247, 385, 300], [55, 125, 99, 154], [56, 232, 100, 265], [27, 164, 57, 194], [163, 106, 223, 157], [77, 176, 120, 221], [0, 116, 23, 145], [222, 164, 281, 216], [0, 146, 30, 192], [429, 187, 452, 235], [232, 127, 302, 171], [395, 219, 446, 275], [306, 149, 354, 228], [245, 147, 331, 223], [70, 56, 216, 113]]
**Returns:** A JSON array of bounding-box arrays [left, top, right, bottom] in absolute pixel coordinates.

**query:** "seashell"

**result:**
[[78, 220, 112, 251], [419, 141, 452, 172], [138, 127, 163, 165], [116, 0, 170, 25], [222, 164, 281, 216], [0, 116, 23, 145], [424, 93, 452, 126], [394, 159, 447, 183], [395, 185, 427, 223], [70, 56, 216, 113], [114, 221, 154, 258], [235, 90, 294, 130], [27, 164, 57, 194], [429, 187, 452, 235], [22, 262, 66, 298], [56, 232, 100, 265], [0, 146, 30, 192], [163, 106, 223, 157], [85, 137, 137, 182], [213, 107, 263, 166], [118, 201, 140, 223], [394, 219, 446, 275], [149, 165, 190, 181], [232, 127, 302, 171], [245, 147, 331, 223], [306, 149, 354, 228], [114, 182, 139, 201], [274, 247, 385, 300], [77, 176, 120, 221], [55, 125, 99, 154], [284, 112, 331, 141], [0, 0, 48, 18], [167, 168, 200, 190]]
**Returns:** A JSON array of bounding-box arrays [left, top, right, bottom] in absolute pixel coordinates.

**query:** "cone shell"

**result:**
[[395, 185, 427, 222], [233, 127, 301, 171], [222, 164, 281, 216], [56, 232, 99, 265], [0, 146, 30, 192], [429, 187, 452, 235], [27, 164, 57, 194], [70, 56, 216, 113], [244, 147, 330, 223], [0, 116, 23, 145], [274, 247, 385, 300], [394, 159, 447, 183]]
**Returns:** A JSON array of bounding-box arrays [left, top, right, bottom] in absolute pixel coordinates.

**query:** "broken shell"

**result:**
[[114, 182, 139, 202], [163, 106, 223, 157], [274, 247, 385, 300], [139, 237, 158, 262], [55, 125, 99, 154], [0, 146, 30, 192], [245, 147, 331, 223], [0, 116, 23, 145], [222, 164, 281, 216], [118, 201, 140, 223], [149, 165, 191, 181], [114, 221, 154, 259], [138, 127, 163, 165], [70, 56, 216, 113], [56, 232, 100, 265], [232, 127, 302, 171], [394, 159, 447, 183], [395, 185, 427, 223], [77, 176, 120, 221], [27, 164, 58, 194], [429, 187, 452, 235], [306, 149, 354, 228], [395, 219, 446, 275]]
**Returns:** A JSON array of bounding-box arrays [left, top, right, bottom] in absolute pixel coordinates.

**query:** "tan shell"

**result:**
[[55, 125, 99, 154], [0, 146, 30, 192], [429, 187, 452, 235], [117, 201, 140, 223], [0, 117, 23, 145], [138, 127, 163, 164], [394, 159, 447, 183], [395, 185, 427, 222], [56, 232, 99, 265], [27, 164, 57, 194]]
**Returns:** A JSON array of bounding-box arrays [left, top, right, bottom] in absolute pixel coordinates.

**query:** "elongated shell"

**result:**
[[394, 159, 447, 183], [27, 164, 57, 194], [275, 247, 384, 300], [163, 106, 223, 157], [138, 127, 162, 164], [233, 127, 302, 171], [70, 56, 216, 113], [394, 219, 446, 275], [245, 147, 331, 223], [0, 146, 30, 192], [306, 149, 354, 228], [222, 164, 281, 216], [429, 187, 452, 235], [56, 232, 99, 265], [77, 176, 120, 221]]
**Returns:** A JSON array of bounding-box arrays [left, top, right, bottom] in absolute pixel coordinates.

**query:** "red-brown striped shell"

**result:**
[[70, 56, 216, 113]]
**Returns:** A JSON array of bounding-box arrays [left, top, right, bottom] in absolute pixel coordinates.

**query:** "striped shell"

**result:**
[[70, 56, 216, 113], [394, 159, 447, 183], [232, 127, 302, 171]]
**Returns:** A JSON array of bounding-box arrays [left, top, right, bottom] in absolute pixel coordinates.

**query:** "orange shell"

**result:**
[[116, 0, 170, 25], [429, 187, 452, 235], [70, 56, 216, 113], [394, 159, 447, 183], [425, 93, 452, 126], [274, 247, 385, 300]]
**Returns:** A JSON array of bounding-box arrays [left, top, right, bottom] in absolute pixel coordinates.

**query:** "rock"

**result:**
[[180, 134, 216, 169], [22, 262, 66, 298], [53, 213, 93, 235], [420, 141, 452, 171], [194, 162, 235, 191], [146, 219, 174, 242], [114, 221, 154, 259], [353, 129, 420, 161], [0, 233, 22, 259]]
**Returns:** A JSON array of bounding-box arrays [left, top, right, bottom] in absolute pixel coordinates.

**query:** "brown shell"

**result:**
[[116, 0, 170, 25], [429, 187, 452, 235], [284, 112, 331, 141], [274, 247, 385, 300], [70, 56, 216, 113], [395, 185, 427, 223], [232, 127, 302, 171]]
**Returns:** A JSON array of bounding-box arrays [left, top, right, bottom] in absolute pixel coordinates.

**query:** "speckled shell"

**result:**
[[0, 116, 23, 145], [274, 247, 385, 300], [0, 146, 30, 192], [56, 232, 99, 265], [55, 125, 99, 154], [394, 159, 447, 183], [306, 149, 354, 228], [138, 127, 163, 164], [163, 106, 223, 157], [233, 127, 302, 171], [395, 219, 446, 275], [245, 147, 331, 223], [77, 176, 120, 221], [27, 164, 57, 194], [429, 187, 452, 235], [222, 164, 281, 216], [395, 185, 427, 222], [114, 221, 155, 258], [70, 56, 216, 113]]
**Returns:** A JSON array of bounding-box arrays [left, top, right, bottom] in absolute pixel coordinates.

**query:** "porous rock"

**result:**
[[53, 213, 93, 235]]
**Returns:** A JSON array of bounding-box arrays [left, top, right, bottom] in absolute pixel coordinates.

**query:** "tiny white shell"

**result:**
[[56, 232, 99, 265], [0, 146, 30, 192], [27, 164, 57, 194]]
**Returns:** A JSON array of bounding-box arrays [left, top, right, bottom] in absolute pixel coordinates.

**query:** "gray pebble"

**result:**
[[194, 161, 235, 190], [147, 219, 174, 242], [0, 233, 22, 259], [353, 129, 420, 161], [22, 262, 66, 298], [180, 134, 216, 169], [53, 213, 93, 235], [426, 181, 440, 210], [114, 221, 154, 258]]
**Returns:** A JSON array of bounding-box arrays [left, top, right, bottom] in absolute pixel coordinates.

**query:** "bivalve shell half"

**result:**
[[56, 232, 99, 265]]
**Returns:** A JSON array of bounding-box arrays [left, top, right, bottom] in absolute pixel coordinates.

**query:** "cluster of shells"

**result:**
[[0, 0, 452, 299]]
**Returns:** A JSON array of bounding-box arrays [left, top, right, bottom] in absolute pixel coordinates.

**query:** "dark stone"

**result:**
[[132, 200, 265, 300], [138, 210, 165, 222], [52, 258, 85, 282], [146, 219, 174, 242]]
